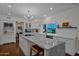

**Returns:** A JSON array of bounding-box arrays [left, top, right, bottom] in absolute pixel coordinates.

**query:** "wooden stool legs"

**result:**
[[30, 45, 44, 56]]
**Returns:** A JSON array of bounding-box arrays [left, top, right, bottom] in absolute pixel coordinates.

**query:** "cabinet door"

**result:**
[[19, 36, 28, 55], [53, 37, 76, 55], [66, 39, 76, 55], [56, 43, 65, 56], [19, 36, 23, 49], [1, 35, 9, 44]]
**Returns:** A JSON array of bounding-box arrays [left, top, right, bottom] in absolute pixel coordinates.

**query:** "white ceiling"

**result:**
[[0, 3, 79, 20]]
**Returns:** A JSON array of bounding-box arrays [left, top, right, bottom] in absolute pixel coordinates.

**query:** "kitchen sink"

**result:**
[[46, 35, 53, 39], [25, 34, 34, 36]]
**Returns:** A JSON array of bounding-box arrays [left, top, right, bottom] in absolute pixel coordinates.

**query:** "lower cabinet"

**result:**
[[0, 34, 16, 45], [53, 37, 76, 55], [19, 36, 28, 55], [44, 43, 65, 56], [66, 39, 76, 55], [19, 36, 33, 56]]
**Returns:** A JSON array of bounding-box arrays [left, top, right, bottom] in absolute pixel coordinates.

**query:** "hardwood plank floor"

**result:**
[[0, 42, 24, 56]]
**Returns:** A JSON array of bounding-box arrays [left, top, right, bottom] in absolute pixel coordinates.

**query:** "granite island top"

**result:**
[[20, 34, 65, 50], [24, 33, 77, 39], [47, 33, 77, 39]]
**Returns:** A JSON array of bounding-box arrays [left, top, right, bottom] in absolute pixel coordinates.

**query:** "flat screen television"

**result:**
[[47, 23, 57, 33]]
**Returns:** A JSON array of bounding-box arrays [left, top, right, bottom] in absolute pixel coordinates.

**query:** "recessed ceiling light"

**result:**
[[50, 8, 53, 10], [8, 4, 12, 8]]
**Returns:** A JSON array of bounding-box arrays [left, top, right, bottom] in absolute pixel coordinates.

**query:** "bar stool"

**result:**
[[30, 45, 44, 56]]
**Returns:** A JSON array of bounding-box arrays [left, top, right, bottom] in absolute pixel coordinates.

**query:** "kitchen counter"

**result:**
[[20, 34, 64, 49], [47, 33, 77, 39], [24, 33, 77, 39], [19, 34, 65, 56], [46, 33, 77, 55]]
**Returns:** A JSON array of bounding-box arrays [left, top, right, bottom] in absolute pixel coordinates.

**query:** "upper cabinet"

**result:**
[[1, 20, 16, 34]]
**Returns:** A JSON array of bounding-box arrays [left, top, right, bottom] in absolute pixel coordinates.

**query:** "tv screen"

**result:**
[[47, 23, 57, 33], [47, 28, 52, 33], [47, 23, 57, 29]]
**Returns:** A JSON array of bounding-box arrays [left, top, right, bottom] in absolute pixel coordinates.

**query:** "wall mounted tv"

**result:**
[[43, 23, 57, 33], [47, 23, 57, 33]]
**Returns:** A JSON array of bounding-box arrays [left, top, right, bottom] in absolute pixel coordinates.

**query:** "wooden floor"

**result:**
[[0, 42, 24, 56]]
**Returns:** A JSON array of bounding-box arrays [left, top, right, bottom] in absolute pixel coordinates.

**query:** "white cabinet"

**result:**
[[19, 36, 29, 55], [19, 35, 37, 56], [52, 28, 77, 55], [66, 39, 76, 55], [0, 20, 16, 45], [44, 43, 65, 56], [0, 37, 2, 44], [0, 34, 16, 45], [53, 37, 76, 55]]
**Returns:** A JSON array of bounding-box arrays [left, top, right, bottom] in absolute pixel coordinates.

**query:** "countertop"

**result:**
[[47, 33, 77, 39], [24, 33, 77, 39], [20, 34, 64, 50]]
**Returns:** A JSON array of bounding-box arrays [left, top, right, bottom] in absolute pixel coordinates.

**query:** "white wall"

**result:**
[[44, 7, 79, 27], [43, 7, 79, 53]]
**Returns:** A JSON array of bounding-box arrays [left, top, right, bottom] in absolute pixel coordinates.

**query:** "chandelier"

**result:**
[[24, 9, 34, 21]]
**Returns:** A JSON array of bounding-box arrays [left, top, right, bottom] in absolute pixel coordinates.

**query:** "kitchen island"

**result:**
[[19, 34, 65, 56]]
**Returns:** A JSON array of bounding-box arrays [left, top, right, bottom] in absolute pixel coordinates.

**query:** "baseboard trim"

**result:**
[[0, 42, 16, 46]]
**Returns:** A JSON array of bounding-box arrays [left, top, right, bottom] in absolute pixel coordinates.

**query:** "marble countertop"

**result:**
[[24, 33, 77, 39], [20, 34, 64, 50], [47, 33, 77, 39]]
